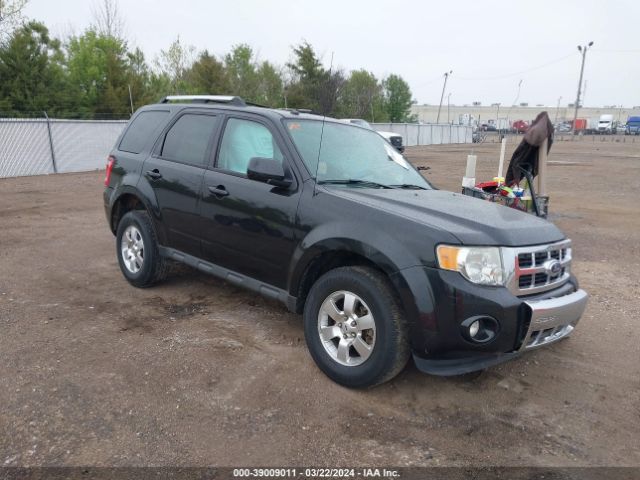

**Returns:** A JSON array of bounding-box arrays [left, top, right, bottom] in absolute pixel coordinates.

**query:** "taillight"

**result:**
[[104, 155, 115, 186]]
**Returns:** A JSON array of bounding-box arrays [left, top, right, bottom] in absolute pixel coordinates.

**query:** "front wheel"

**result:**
[[303, 266, 409, 388]]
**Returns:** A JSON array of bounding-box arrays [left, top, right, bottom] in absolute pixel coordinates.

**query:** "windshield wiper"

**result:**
[[318, 179, 393, 189], [388, 184, 429, 190]]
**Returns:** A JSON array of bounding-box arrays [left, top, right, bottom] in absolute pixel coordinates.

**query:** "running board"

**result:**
[[159, 246, 297, 312]]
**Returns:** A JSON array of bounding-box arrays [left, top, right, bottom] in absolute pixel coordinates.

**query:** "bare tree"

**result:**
[[0, 0, 28, 40], [154, 36, 196, 92], [91, 0, 124, 38]]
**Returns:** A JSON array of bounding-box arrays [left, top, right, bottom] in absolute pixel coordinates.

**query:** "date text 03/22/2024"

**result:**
[[232, 468, 400, 478]]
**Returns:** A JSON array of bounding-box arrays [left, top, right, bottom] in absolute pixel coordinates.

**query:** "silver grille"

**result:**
[[503, 239, 572, 296], [524, 324, 574, 349], [518, 288, 588, 351]]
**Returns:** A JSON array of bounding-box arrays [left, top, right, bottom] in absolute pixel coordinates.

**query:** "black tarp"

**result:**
[[505, 111, 554, 185]]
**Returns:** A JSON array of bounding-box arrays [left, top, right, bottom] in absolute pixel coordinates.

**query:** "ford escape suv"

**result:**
[[104, 95, 588, 388]]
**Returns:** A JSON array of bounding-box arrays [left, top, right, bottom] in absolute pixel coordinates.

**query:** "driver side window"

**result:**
[[217, 118, 283, 175]]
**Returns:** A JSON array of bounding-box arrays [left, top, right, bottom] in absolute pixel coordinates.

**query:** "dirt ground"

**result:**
[[1, 138, 639, 468]]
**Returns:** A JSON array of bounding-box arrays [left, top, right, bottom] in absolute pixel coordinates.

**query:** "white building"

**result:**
[[411, 104, 640, 125]]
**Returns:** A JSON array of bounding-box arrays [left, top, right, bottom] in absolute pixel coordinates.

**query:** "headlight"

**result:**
[[436, 245, 505, 286]]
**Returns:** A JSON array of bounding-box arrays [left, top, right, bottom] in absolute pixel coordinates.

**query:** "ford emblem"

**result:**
[[544, 259, 562, 276]]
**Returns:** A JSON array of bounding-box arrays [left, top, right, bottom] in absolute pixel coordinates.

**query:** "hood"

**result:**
[[325, 188, 565, 247]]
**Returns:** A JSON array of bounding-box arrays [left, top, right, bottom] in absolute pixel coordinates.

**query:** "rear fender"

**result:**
[[110, 182, 166, 245]]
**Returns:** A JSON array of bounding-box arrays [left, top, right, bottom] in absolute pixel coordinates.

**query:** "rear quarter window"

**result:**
[[118, 110, 170, 154]]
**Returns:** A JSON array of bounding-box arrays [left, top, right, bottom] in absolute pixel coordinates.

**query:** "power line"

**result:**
[[593, 49, 640, 53], [455, 52, 577, 81], [413, 74, 446, 87]]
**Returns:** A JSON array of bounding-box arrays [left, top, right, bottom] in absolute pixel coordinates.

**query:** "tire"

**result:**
[[303, 266, 409, 388], [115, 210, 168, 288]]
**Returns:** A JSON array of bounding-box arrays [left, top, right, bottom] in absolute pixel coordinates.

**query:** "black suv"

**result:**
[[104, 95, 588, 388]]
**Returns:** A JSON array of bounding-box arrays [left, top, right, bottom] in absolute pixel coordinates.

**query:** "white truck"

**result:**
[[597, 114, 614, 134], [585, 117, 600, 134], [341, 119, 405, 153]]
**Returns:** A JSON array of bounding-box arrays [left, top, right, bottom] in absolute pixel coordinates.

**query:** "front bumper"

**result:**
[[519, 288, 587, 350], [391, 266, 588, 376], [412, 288, 587, 375]]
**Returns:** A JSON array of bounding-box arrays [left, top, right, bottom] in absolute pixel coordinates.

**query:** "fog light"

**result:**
[[469, 320, 480, 338], [461, 316, 499, 344]]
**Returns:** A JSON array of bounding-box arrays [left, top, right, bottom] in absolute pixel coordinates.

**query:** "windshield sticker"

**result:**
[[288, 123, 301, 130]]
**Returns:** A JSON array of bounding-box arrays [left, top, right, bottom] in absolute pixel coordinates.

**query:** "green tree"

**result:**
[[126, 46, 164, 109], [0, 21, 66, 115], [337, 69, 388, 122], [382, 74, 416, 122], [224, 44, 259, 100], [223, 44, 285, 107], [146, 71, 172, 102], [286, 42, 343, 115], [185, 50, 230, 95], [65, 29, 131, 118], [255, 61, 283, 107]]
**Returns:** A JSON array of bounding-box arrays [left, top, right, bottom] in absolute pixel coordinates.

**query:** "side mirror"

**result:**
[[247, 157, 292, 188]]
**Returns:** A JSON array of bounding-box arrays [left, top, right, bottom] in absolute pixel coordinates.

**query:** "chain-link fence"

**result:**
[[0, 116, 127, 178], [371, 123, 473, 146], [1, 116, 474, 179]]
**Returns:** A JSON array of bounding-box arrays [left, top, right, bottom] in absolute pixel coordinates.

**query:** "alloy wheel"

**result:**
[[317, 290, 376, 367]]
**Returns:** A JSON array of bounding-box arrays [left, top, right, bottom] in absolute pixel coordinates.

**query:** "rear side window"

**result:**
[[161, 114, 219, 167], [119, 110, 170, 154]]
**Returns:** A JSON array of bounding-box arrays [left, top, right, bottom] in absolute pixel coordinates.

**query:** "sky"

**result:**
[[24, 0, 640, 108]]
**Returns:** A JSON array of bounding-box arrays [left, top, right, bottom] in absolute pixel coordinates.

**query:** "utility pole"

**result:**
[[617, 104, 622, 124], [555, 96, 562, 123], [436, 70, 452, 124], [582, 80, 588, 107], [506, 79, 523, 129], [571, 41, 594, 133], [128, 84, 134, 115], [370, 93, 375, 123]]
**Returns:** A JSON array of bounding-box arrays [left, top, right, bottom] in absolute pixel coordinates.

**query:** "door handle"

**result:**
[[208, 185, 229, 197], [146, 169, 162, 180]]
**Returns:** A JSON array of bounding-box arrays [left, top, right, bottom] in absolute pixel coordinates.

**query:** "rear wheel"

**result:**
[[116, 210, 167, 287], [303, 266, 409, 388]]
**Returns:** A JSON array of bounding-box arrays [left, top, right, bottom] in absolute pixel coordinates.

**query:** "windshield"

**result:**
[[285, 119, 431, 189]]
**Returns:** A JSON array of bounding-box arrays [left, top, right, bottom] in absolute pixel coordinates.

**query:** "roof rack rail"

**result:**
[[279, 107, 319, 115], [159, 95, 247, 106], [245, 100, 268, 108]]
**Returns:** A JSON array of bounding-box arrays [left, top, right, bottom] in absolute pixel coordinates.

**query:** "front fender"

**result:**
[[287, 226, 438, 351], [390, 266, 438, 353], [289, 221, 422, 292]]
